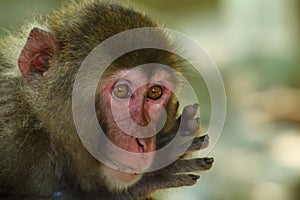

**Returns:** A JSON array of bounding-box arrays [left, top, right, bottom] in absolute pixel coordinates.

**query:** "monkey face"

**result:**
[[95, 66, 175, 186]]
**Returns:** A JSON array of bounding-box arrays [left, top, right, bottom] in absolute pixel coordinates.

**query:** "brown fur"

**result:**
[[0, 1, 213, 199]]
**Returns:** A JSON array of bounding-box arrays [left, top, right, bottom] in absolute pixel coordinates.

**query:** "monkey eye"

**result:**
[[112, 83, 131, 99], [147, 85, 163, 100]]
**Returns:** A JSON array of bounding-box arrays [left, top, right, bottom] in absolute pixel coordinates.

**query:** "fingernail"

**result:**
[[199, 135, 208, 141], [192, 137, 200, 144], [204, 157, 214, 164], [189, 174, 200, 180]]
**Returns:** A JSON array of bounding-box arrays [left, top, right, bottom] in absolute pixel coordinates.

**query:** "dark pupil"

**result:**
[[147, 86, 162, 100], [151, 88, 157, 93]]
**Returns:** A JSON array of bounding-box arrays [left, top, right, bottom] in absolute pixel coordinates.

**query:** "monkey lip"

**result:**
[[109, 136, 155, 173], [106, 143, 153, 185], [131, 130, 156, 153]]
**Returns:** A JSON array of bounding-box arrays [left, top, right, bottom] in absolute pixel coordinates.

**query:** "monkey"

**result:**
[[0, 0, 214, 199]]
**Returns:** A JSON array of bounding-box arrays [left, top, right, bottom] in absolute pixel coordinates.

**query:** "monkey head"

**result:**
[[17, 1, 182, 192]]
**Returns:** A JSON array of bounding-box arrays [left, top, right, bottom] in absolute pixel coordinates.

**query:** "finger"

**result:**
[[186, 135, 209, 152], [165, 157, 214, 173], [182, 103, 199, 119], [127, 173, 199, 199], [179, 117, 199, 136]]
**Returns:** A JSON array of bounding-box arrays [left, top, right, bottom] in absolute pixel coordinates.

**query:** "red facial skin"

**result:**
[[100, 69, 175, 185]]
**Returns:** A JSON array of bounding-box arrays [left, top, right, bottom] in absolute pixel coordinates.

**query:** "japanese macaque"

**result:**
[[0, 0, 213, 199]]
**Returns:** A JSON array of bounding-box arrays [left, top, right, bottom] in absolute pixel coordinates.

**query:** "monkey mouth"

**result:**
[[107, 131, 156, 173], [131, 135, 156, 154], [135, 138, 146, 153], [101, 131, 155, 186]]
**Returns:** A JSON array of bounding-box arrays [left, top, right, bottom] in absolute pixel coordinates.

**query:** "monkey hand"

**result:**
[[126, 103, 213, 199]]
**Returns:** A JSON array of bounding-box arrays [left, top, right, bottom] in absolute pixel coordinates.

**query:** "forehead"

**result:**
[[114, 67, 175, 88]]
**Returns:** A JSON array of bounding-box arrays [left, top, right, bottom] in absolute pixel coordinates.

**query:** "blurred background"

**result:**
[[1, 0, 299, 200]]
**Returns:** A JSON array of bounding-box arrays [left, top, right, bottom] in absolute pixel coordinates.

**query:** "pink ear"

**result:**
[[18, 28, 57, 79]]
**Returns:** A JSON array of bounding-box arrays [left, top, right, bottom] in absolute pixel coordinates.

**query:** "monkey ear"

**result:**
[[18, 27, 57, 79]]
